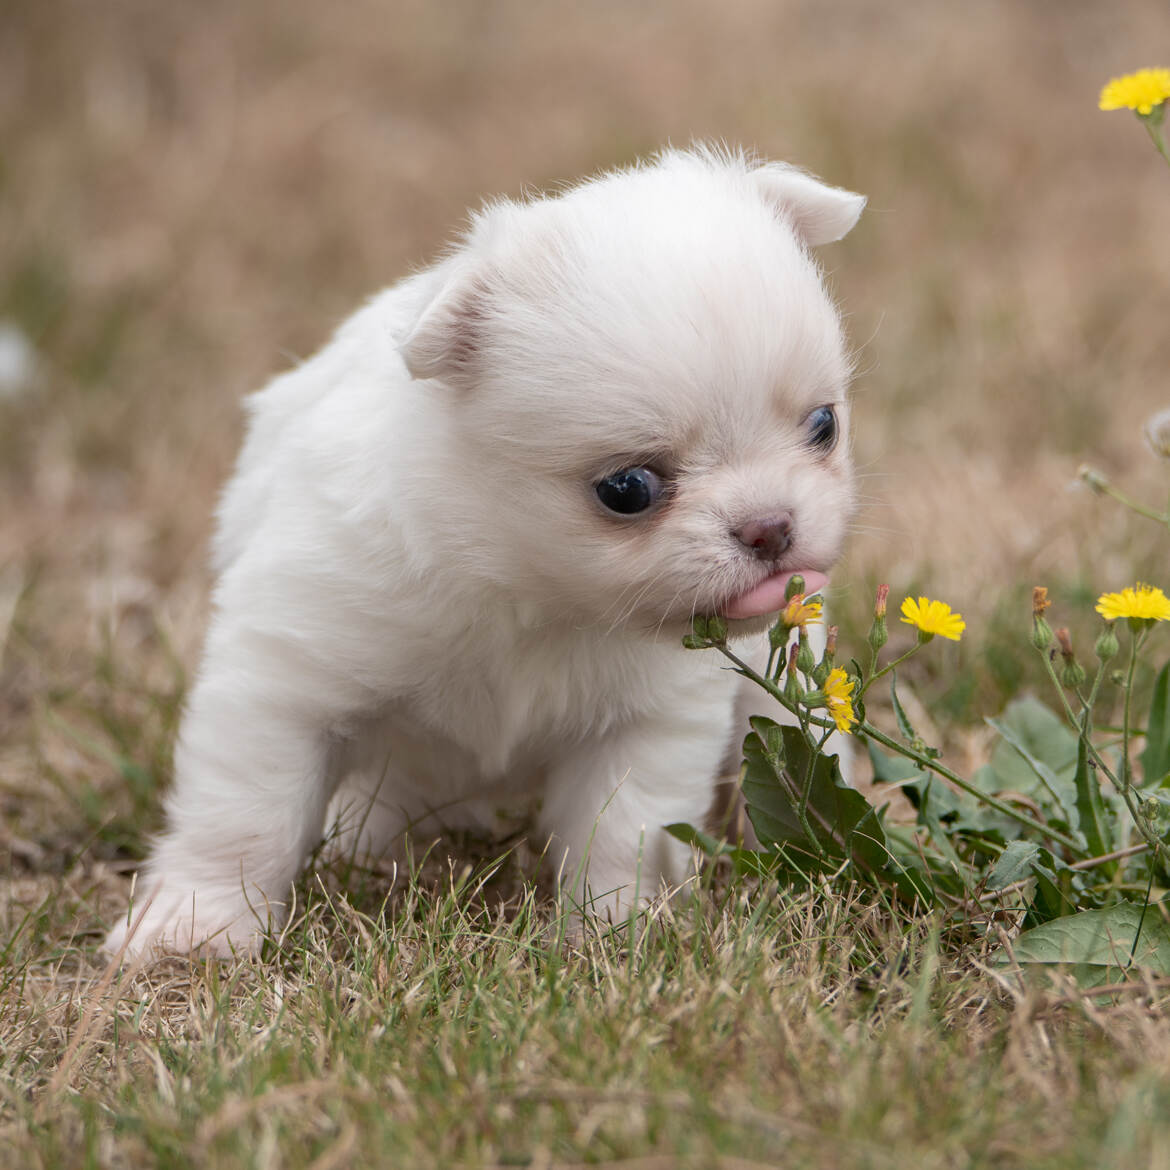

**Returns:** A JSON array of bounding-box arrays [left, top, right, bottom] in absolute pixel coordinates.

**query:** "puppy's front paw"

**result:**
[[102, 879, 283, 961]]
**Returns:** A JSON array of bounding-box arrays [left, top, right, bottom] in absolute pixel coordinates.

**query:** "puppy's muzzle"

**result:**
[[733, 512, 794, 561]]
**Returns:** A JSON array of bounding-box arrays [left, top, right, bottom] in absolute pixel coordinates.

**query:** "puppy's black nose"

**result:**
[[733, 513, 793, 561]]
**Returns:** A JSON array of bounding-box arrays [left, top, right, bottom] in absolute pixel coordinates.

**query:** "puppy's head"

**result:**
[[400, 147, 864, 634]]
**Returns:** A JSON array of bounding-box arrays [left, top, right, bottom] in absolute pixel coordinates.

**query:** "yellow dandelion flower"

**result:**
[[1095, 583, 1170, 623], [782, 594, 823, 629], [900, 596, 966, 642], [1099, 68, 1170, 116], [824, 667, 857, 733]]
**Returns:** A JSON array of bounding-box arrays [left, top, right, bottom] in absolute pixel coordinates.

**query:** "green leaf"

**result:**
[[862, 746, 977, 893], [890, 671, 916, 743], [1025, 852, 1079, 925], [985, 698, 1080, 831], [743, 720, 881, 868], [880, 823, 968, 899], [1073, 732, 1114, 865], [868, 742, 998, 836], [984, 841, 1079, 924], [664, 822, 732, 856], [866, 742, 923, 786], [1143, 662, 1170, 786], [669, 819, 814, 879], [1003, 903, 1170, 986], [986, 840, 1041, 890], [741, 720, 938, 903]]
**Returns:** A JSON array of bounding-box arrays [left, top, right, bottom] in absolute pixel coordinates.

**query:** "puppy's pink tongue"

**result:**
[[722, 570, 829, 621]]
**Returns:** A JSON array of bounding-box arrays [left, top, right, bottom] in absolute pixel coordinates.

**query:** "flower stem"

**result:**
[[716, 645, 837, 734], [1145, 117, 1170, 168], [1037, 628, 1166, 858], [1121, 632, 1136, 789], [858, 721, 1083, 853], [1038, 647, 1121, 791], [715, 643, 1083, 853], [796, 730, 833, 855], [862, 643, 920, 695], [1090, 475, 1170, 525]]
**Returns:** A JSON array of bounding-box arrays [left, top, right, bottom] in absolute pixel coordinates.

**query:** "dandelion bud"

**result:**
[[1031, 589, 1054, 650], [1054, 627, 1085, 687], [1094, 622, 1120, 663], [1143, 408, 1170, 460], [796, 630, 816, 675], [783, 644, 803, 703], [811, 626, 837, 686], [768, 618, 788, 652], [683, 615, 708, 650], [1031, 617, 1054, 651], [785, 574, 806, 602], [1077, 464, 1110, 494], [868, 585, 889, 653]]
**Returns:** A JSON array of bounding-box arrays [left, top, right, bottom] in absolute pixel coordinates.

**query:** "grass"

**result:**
[[5, 0, 1170, 1165], [9, 859, 1170, 1169]]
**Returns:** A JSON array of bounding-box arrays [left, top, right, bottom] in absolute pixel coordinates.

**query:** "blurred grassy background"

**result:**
[[2, 0, 1169, 851]]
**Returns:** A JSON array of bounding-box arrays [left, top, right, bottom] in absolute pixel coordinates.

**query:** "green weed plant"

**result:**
[[676, 71, 1170, 987], [680, 441, 1170, 986]]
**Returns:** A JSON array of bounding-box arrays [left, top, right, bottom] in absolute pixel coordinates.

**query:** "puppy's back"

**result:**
[[211, 273, 439, 574]]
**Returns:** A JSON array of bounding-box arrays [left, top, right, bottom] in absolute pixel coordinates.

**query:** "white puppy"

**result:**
[[104, 146, 863, 958]]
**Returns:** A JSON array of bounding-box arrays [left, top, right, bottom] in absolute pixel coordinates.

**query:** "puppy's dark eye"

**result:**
[[805, 405, 838, 452], [595, 467, 663, 515]]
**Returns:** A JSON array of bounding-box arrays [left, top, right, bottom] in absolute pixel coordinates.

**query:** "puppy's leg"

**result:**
[[323, 720, 492, 866], [103, 627, 342, 959], [539, 705, 733, 926]]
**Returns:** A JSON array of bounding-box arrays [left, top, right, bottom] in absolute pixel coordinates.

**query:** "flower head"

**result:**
[[823, 667, 857, 733], [1099, 68, 1170, 116], [900, 596, 966, 642], [1095, 583, 1170, 623], [1144, 408, 1170, 460], [781, 593, 823, 630]]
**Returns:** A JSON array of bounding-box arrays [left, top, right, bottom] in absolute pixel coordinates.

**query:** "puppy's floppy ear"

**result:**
[[399, 263, 488, 387], [749, 163, 866, 247]]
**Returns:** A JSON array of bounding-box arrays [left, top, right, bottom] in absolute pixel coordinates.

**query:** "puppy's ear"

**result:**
[[399, 265, 488, 387], [750, 163, 866, 246]]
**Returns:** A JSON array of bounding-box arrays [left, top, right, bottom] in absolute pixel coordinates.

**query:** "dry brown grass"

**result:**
[[4, 0, 1169, 818], [3, 1, 1170, 1165]]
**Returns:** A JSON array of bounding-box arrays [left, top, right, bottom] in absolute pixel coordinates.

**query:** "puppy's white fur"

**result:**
[[105, 146, 864, 958]]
